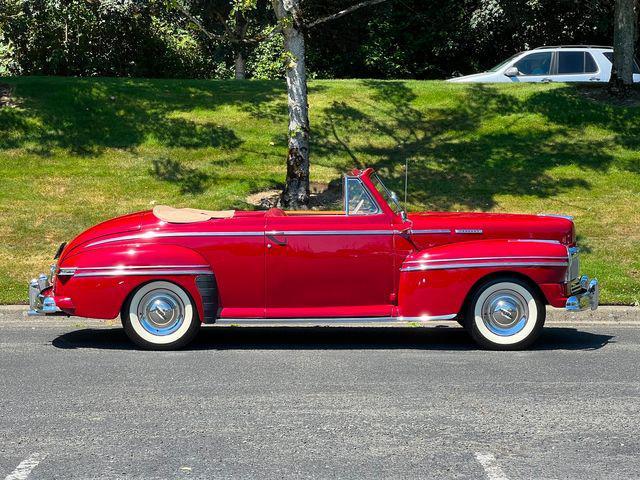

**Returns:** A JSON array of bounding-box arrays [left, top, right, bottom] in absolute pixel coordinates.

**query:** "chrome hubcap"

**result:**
[[137, 289, 185, 336], [481, 290, 529, 336]]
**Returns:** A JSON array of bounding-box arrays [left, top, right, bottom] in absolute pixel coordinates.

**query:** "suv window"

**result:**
[[514, 52, 552, 76], [558, 51, 598, 74], [603, 52, 640, 74], [585, 53, 598, 73]]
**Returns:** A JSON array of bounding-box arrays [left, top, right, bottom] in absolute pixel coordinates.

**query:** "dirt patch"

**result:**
[[245, 180, 343, 210], [0, 83, 17, 108]]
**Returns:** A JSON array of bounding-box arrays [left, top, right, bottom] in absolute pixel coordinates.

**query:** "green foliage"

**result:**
[[246, 31, 286, 80], [0, 0, 629, 79]]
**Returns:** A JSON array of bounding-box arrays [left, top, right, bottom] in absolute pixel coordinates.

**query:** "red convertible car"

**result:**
[[29, 168, 598, 350]]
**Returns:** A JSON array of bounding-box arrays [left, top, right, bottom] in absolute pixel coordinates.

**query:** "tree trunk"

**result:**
[[233, 11, 247, 80], [272, 0, 310, 209], [610, 0, 637, 95], [234, 51, 246, 79]]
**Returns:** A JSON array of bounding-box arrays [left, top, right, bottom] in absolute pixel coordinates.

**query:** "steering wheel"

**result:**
[[352, 199, 365, 215]]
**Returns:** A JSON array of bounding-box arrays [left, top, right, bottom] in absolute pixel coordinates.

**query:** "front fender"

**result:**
[[54, 244, 212, 320], [397, 239, 569, 319]]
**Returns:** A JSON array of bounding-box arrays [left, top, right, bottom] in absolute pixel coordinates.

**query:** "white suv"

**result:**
[[447, 45, 640, 83]]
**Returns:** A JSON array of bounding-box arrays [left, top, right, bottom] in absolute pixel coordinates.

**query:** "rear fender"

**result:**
[[397, 239, 569, 319], [54, 244, 212, 321]]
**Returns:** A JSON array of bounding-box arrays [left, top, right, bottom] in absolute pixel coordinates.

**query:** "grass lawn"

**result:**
[[1, 76, 639, 305]]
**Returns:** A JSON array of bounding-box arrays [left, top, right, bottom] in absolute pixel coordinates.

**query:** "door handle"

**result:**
[[589, 77, 600, 82], [541, 77, 553, 83], [266, 231, 287, 246]]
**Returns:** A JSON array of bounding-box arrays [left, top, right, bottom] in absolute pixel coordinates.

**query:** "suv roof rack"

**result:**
[[534, 45, 613, 50]]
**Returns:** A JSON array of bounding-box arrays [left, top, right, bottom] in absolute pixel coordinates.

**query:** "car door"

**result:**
[[510, 51, 554, 83], [552, 51, 600, 82], [264, 176, 395, 319]]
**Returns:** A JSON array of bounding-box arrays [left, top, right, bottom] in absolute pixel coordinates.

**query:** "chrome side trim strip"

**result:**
[[404, 256, 567, 264], [270, 230, 394, 236], [455, 229, 483, 234], [215, 315, 457, 325], [398, 314, 458, 321], [401, 261, 568, 272], [75, 269, 212, 278], [88, 231, 265, 246], [411, 229, 451, 234], [89, 230, 401, 246], [510, 239, 561, 244], [73, 264, 210, 271]]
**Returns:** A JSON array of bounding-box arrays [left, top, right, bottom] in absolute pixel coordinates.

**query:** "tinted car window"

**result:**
[[514, 52, 552, 75], [603, 52, 640, 74], [558, 51, 585, 74], [585, 53, 598, 73]]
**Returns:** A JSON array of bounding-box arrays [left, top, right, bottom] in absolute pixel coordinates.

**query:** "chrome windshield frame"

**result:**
[[371, 173, 407, 220]]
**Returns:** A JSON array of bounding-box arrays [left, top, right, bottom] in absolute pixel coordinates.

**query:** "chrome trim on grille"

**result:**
[[401, 261, 568, 272]]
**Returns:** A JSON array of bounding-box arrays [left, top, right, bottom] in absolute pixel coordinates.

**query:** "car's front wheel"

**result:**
[[122, 281, 200, 350], [465, 276, 545, 350]]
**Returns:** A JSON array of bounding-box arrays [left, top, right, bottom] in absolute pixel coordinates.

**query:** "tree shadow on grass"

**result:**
[[0, 78, 288, 155], [315, 81, 635, 211]]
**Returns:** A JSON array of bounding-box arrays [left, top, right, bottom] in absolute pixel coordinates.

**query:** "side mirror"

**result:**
[[504, 66, 519, 77]]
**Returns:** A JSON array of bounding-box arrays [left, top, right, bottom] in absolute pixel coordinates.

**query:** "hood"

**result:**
[[446, 72, 495, 83], [60, 211, 147, 260], [409, 211, 575, 246]]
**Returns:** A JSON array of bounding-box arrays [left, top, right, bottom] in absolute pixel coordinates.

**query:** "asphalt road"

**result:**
[[1, 308, 639, 479]]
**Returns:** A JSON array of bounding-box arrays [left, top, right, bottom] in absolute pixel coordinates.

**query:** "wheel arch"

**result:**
[[56, 243, 215, 321], [397, 239, 566, 319], [457, 270, 548, 318]]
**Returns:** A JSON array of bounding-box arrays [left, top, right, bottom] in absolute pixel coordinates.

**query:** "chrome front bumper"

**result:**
[[565, 275, 599, 312], [28, 273, 63, 316]]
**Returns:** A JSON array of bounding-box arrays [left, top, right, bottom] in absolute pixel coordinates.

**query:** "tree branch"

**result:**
[[175, 3, 280, 45], [175, 3, 228, 43], [307, 0, 391, 28]]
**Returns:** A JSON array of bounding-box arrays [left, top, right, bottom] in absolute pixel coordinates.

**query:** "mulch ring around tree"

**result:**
[[0, 83, 17, 108]]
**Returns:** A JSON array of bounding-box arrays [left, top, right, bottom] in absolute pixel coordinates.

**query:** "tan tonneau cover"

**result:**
[[153, 205, 235, 223]]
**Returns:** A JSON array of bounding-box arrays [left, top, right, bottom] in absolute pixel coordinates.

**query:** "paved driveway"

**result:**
[[1, 308, 639, 479]]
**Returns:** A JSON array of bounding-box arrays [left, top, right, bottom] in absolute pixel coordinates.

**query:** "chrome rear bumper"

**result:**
[[28, 274, 63, 316], [565, 275, 599, 312]]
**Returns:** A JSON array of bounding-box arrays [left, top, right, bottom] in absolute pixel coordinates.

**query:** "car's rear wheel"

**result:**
[[465, 276, 545, 350], [122, 281, 200, 350]]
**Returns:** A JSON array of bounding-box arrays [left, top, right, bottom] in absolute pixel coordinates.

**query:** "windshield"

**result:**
[[487, 52, 523, 72], [371, 174, 404, 216]]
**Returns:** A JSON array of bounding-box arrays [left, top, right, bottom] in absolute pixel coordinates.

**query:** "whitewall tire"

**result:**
[[122, 281, 200, 350], [465, 277, 545, 350]]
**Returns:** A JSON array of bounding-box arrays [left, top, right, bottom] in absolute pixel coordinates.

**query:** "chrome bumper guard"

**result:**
[[28, 273, 63, 316], [565, 275, 599, 312]]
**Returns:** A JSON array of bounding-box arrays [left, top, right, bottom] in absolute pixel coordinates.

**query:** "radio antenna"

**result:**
[[404, 157, 409, 209]]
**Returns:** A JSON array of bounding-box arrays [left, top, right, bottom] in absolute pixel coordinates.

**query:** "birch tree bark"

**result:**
[[271, 0, 310, 208], [610, 0, 638, 94]]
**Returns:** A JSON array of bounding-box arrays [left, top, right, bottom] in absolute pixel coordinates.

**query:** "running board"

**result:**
[[214, 314, 457, 327]]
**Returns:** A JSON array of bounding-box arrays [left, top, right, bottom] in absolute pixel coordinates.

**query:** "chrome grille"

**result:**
[[567, 247, 580, 282]]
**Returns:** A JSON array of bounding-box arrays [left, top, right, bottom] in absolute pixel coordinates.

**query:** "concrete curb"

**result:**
[[2, 305, 639, 324]]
